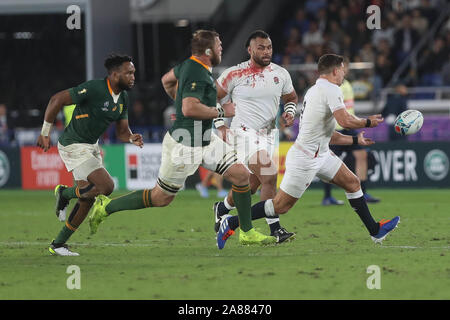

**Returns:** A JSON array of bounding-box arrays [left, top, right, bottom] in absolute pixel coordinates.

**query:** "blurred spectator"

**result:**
[[128, 100, 149, 127], [338, 7, 356, 35], [381, 84, 409, 141], [411, 8, 429, 35], [419, 0, 438, 24], [353, 20, 370, 49], [393, 14, 420, 63], [294, 73, 310, 100], [442, 53, 450, 85], [283, 8, 309, 38], [305, 0, 327, 17], [0, 104, 8, 144], [316, 8, 328, 33], [302, 20, 324, 47], [328, 20, 345, 51], [418, 37, 447, 86], [372, 18, 396, 47], [163, 104, 176, 129], [359, 43, 375, 62], [375, 53, 393, 85]]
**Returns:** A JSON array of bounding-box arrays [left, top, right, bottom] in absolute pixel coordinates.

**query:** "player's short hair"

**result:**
[[191, 30, 219, 56], [104, 53, 133, 74], [317, 54, 344, 75], [245, 30, 270, 48]]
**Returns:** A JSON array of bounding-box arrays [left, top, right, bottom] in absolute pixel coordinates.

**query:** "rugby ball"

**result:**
[[394, 110, 424, 136]]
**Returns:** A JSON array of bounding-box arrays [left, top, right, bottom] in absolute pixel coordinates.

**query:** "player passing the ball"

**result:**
[[217, 54, 400, 246], [37, 53, 143, 256]]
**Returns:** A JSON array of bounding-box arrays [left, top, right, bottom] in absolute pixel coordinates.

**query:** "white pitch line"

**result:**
[[380, 245, 450, 249], [0, 242, 449, 250]]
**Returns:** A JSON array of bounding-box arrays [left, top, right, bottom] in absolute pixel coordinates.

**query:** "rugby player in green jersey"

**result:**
[[88, 30, 276, 249], [37, 54, 143, 256]]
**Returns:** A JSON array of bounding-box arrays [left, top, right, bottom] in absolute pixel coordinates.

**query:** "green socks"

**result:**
[[54, 223, 76, 244], [105, 189, 152, 214], [62, 186, 78, 200], [231, 184, 253, 232]]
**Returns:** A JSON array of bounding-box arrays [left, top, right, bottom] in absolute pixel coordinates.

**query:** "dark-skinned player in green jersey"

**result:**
[[88, 30, 277, 249], [37, 54, 143, 256]]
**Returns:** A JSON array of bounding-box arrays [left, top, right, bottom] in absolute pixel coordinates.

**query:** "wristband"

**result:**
[[41, 121, 52, 136], [365, 119, 371, 127], [216, 103, 225, 118], [213, 118, 225, 128], [352, 136, 358, 145], [284, 102, 297, 116]]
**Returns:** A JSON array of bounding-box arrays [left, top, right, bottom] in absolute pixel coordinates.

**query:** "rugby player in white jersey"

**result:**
[[217, 54, 400, 245], [213, 30, 298, 244]]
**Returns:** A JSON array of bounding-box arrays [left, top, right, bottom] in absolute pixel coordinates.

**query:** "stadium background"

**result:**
[[0, 0, 449, 192], [0, 0, 450, 303]]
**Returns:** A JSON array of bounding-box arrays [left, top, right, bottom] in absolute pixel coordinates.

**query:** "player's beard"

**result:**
[[253, 54, 271, 67], [211, 51, 221, 67], [118, 78, 134, 91]]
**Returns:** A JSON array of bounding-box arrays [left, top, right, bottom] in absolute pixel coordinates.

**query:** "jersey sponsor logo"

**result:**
[[191, 82, 197, 90], [112, 106, 117, 112], [78, 88, 87, 94], [273, 76, 279, 84]]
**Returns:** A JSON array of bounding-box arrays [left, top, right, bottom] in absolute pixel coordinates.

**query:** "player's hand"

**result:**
[[367, 114, 384, 127], [357, 131, 375, 146], [222, 101, 235, 117], [130, 133, 144, 148], [216, 125, 233, 144], [36, 135, 51, 152], [282, 112, 295, 127]]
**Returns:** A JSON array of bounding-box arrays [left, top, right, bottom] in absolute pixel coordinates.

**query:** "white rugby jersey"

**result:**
[[217, 60, 294, 130], [295, 78, 345, 156]]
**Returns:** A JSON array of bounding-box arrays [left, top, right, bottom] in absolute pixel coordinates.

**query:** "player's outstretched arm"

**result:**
[[36, 89, 73, 152], [333, 108, 383, 129], [330, 130, 374, 146], [116, 118, 143, 148]]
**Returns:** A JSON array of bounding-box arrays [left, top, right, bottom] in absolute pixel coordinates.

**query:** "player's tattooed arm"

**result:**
[[161, 68, 178, 100]]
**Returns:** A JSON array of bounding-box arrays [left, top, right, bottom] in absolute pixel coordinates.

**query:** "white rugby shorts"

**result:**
[[279, 143, 343, 199], [57, 142, 104, 181], [230, 127, 277, 171], [157, 132, 238, 195]]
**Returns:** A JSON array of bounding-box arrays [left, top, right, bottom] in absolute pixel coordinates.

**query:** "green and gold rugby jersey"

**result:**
[[169, 56, 217, 147], [58, 78, 129, 146]]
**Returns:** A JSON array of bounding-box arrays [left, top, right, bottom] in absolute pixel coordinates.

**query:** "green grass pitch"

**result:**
[[0, 188, 449, 300]]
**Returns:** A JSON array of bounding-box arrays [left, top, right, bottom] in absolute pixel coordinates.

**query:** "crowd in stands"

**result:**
[[2, 0, 450, 145], [273, 0, 450, 101]]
